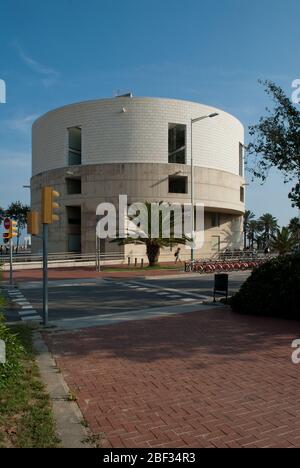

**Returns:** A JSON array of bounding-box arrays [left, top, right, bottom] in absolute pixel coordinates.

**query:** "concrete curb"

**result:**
[[33, 331, 91, 448]]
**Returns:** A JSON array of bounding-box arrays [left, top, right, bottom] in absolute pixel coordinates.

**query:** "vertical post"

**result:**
[[95, 235, 98, 271], [191, 120, 195, 261], [43, 223, 49, 326], [98, 238, 101, 272], [9, 238, 13, 286]]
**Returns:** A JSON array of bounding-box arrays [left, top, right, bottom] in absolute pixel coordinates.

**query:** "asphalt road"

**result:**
[[5, 272, 250, 326]]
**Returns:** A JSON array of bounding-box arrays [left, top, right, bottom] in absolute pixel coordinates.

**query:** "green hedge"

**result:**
[[0, 313, 24, 389], [230, 254, 300, 319], [0, 290, 24, 388]]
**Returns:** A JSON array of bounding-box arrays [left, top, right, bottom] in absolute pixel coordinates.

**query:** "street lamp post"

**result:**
[[190, 113, 219, 261]]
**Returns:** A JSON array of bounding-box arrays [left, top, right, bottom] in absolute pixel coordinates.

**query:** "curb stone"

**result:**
[[33, 331, 92, 448]]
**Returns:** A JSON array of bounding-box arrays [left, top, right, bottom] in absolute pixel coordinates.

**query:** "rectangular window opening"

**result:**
[[168, 175, 188, 194], [68, 127, 82, 166], [66, 206, 81, 252], [240, 186, 245, 203], [66, 177, 82, 195], [168, 124, 186, 164], [211, 213, 220, 228]]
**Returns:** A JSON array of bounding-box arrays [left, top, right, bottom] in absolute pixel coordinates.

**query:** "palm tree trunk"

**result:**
[[146, 243, 160, 267]]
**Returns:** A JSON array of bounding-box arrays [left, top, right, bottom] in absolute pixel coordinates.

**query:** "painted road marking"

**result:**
[[7, 287, 41, 323], [21, 315, 42, 322], [19, 310, 38, 316]]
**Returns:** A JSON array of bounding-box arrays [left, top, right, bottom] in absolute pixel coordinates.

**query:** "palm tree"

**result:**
[[247, 220, 262, 249], [243, 210, 255, 249], [271, 227, 298, 255], [111, 202, 191, 267], [258, 213, 278, 248], [288, 217, 300, 240]]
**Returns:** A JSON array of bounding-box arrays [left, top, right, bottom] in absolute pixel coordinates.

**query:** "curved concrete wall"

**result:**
[[31, 163, 244, 255], [32, 97, 244, 177]]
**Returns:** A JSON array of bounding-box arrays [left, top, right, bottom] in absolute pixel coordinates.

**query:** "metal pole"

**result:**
[[9, 238, 13, 286], [43, 223, 49, 326], [191, 119, 195, 261]]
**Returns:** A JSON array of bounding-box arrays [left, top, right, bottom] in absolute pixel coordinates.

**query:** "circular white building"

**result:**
[[31, 95, 245, 259]]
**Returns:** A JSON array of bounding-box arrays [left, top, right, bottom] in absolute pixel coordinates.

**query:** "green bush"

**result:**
[[231, 253, 300, 319], [0, 312, 24, 389]]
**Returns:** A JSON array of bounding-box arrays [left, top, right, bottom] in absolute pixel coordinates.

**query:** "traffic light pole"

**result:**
[[9, 237, 13, 286], [42, 223, 49, 326]]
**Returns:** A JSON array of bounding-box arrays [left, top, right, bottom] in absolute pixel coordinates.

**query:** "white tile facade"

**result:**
[[32, 97, 244, 177]]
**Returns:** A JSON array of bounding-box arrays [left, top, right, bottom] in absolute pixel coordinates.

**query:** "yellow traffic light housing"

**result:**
[[9, 220, 18, 238], [42, 186, 60, 224], [27, 211, 40, 235], [3, 232, 10, 241]]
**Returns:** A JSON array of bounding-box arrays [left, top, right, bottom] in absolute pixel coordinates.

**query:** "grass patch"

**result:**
[[0, 315, 59, 448]]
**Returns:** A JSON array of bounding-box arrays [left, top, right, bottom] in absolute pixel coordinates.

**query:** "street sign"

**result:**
[[4, 218, 11, 230]]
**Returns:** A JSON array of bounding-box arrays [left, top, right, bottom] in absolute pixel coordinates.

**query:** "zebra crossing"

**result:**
[[6, 288, 42, 323], [111, 280, 211, 303]]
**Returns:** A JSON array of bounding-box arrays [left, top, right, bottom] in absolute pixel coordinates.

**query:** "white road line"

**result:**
[[129, 280, 211, 301], [19, 310, 38, 316], [21, 305, 34, 310], [21, 315, 42, 322]]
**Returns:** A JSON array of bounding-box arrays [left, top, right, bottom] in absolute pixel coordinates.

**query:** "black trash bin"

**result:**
[[214, 274, 229, 302]]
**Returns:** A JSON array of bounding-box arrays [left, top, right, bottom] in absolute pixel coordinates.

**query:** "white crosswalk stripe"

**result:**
[[6, 287, 41, 323]]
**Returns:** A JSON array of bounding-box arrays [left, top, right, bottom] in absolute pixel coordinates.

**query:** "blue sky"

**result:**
[[0, 0, 299, 226]]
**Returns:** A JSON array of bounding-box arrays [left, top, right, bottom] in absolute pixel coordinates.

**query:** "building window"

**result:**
[[239, 143, 244, 177], [168, 124, 186, 164], [66, 177, 82, 195], [66, 206, 81, 225], [211, 236, 221, 252], [240, 186, 245, 203], [168, 175, 188, 194], [211, 213, 220, 228], [66, 206, 81, 253], [68, 127, 82, 166]]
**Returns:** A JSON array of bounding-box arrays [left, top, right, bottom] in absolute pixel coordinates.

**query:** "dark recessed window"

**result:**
[[66, 178, 82, 195], [211, 213, 220, 228], [68, 127, 82, 166], [168, 124, 186, 164], [239, 143, 244, 177], [66, 206, 81, 225], [168, 175, 188, 194], [240, 186, 245, 203]]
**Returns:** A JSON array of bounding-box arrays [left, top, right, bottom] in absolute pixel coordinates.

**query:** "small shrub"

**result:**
[[231, 253, 300, 319], [0, 314, 24, 389]]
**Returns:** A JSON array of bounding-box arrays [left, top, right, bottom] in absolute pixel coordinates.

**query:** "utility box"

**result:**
[[214, 274, 229, 302]]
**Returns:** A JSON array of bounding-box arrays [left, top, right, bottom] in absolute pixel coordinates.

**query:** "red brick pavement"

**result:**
[[45, 308, 300, 448], [4, 265, 183, 282]]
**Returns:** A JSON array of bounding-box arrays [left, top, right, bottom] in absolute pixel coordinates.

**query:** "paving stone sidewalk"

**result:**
[[45, 308, 300, 448]]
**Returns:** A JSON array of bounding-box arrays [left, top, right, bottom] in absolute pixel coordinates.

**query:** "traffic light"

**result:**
[[3, 232, 10, 243], [27, 211, 40, 235], [9, 220, 18, 238], [42, 186, 60, 224]]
